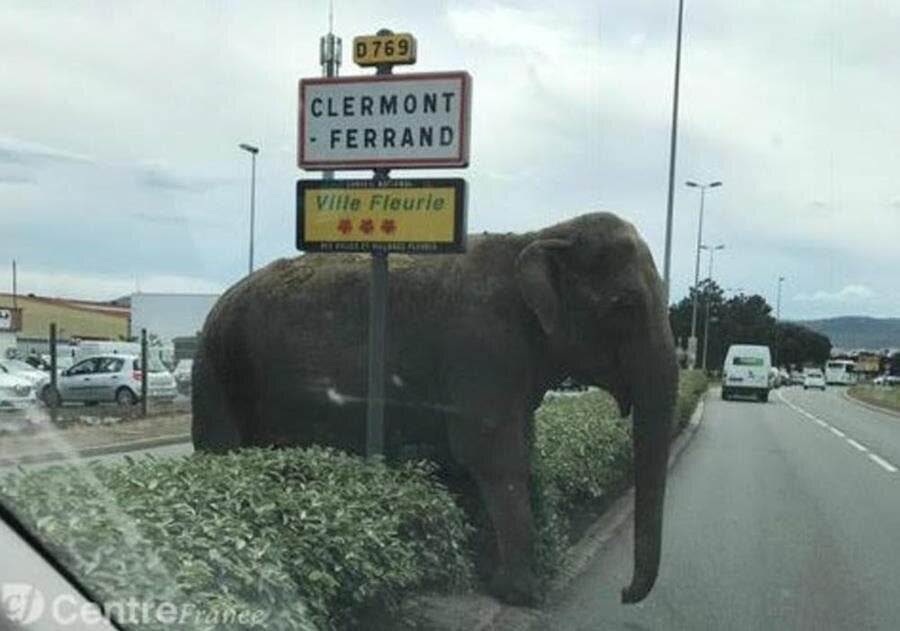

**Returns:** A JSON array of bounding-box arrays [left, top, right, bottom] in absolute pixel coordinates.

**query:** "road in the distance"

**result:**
[[536, 386, 900, 630]]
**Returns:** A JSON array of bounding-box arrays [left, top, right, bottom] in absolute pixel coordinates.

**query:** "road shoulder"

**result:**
[[842, 388, 900, 420]]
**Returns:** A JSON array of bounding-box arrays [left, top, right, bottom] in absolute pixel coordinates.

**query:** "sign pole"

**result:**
[[365, 31, 395, 458]]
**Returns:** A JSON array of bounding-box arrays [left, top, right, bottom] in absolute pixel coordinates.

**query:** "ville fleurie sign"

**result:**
[[298, 71, 472, 170], [296, 178, 466, 253]]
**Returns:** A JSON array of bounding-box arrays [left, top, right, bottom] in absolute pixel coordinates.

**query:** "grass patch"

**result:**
[[848, 385, 900, 413]]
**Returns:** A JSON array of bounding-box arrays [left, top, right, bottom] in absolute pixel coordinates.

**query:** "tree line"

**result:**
[[669, 280, 832, 371]]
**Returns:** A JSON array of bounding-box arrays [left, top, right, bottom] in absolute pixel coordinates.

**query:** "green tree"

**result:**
[[669, 285, 832, 371]]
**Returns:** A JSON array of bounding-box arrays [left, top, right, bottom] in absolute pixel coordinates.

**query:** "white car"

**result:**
[[0, 359, 50, 394], [0, 370, 37, 413], [43, 354, 177, 406], [803, 370, 826, 391], [172, 359, 193, 396], [873, 374, 900, 386]]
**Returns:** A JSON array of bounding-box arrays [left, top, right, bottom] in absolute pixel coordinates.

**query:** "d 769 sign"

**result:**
[[353, 33, 417, 66]]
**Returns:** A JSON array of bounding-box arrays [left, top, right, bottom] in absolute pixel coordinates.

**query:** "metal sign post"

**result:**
[[298, 27, 470, 458], [141, 328, 148, 418], [365, 31, 397, 458]]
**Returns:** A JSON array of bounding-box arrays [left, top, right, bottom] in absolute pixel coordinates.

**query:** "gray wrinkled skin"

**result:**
[[192, 212, 678, 606]]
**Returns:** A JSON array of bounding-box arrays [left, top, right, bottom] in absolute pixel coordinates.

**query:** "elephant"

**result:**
[[191, 212, 678, 606]]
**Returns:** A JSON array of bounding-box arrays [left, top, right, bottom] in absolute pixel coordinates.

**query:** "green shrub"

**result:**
[[531, 370, 708, 579], [0, 447, 473, 630]]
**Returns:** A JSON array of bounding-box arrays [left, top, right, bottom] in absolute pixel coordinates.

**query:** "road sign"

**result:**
[[296, 178, 467, 253], [298, 71, 471, 170], [353, 33, 417, 66]]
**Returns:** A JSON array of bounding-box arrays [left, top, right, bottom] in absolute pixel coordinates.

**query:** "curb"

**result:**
[[841, 388, 900, 420], [0, 433, 192, 468], [481, 391, 709, 631]]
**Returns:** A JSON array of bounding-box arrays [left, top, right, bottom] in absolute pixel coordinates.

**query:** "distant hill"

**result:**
[[796, 317, 900, 351]]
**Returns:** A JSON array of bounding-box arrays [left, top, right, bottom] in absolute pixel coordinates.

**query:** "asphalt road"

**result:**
[[536, 385, 900, 630]]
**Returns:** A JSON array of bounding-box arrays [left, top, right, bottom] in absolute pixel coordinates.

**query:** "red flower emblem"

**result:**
[[381, 219, 396, 234], [360, 218, 375, 234], [337, 219, 352, 234]]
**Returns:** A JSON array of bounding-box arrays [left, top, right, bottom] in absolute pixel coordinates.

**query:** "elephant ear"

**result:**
[[515, 238, 573, 336]]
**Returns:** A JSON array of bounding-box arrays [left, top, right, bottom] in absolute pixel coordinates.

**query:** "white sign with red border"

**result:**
[[298, 71, 471, 170]]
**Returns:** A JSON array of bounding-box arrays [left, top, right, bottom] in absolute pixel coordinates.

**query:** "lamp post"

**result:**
[[699, 244, 725, 371], [662, 0, 688, 302], [774, 275, 786, 367], [238, 143, 259, 275], [776, 275, 785, 320], [685, 179, 722, 367]]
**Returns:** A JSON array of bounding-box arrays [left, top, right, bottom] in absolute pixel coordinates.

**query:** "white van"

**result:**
[[722, 344, 773, 402]]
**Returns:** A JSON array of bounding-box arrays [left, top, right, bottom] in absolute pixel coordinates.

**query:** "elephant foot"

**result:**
[[488, 566, 543, 606]]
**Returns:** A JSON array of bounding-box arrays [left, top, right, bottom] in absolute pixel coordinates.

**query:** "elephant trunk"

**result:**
[[620, 331, 678, 604]]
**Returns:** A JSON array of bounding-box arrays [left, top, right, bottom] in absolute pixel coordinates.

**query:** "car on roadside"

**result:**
[[41, 354, 178, 406], [803, 369, 826, 391], [172, 359, 193, 396], [0, 370, 37, 414], [0, 359, 50, 396], [873, 373, 900, 386]]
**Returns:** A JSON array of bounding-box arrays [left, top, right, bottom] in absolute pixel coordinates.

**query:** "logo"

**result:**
[[1, 583, 45, 625]]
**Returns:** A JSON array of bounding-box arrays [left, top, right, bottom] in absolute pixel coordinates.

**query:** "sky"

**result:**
[[1, 0, 898, 319]]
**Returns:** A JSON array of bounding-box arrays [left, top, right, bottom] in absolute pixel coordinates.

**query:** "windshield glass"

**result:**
[[1, 2, 898, 630]]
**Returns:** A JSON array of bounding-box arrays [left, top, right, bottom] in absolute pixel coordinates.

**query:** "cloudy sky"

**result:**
[[1, 0, 898, 319]]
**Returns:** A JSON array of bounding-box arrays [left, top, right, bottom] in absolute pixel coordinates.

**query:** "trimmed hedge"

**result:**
[[0, 448, 472, 630], [0, 371, 707, 625]]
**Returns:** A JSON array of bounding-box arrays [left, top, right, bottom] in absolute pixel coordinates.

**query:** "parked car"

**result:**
[[873, 373, 900, 386], [42, 354, 177, 406], [0, 370, 37, 413], [803, 369, 826, 391], [172, 359, 193, 396], [0, 359, 50, 394]]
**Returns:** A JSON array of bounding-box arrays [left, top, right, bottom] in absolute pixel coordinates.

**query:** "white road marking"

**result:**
[[868, 453, 899, 474], [778, 389, 899, 475]]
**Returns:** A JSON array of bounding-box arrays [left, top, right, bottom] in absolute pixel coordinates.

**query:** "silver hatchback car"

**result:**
[[43, 354, 177, 406]]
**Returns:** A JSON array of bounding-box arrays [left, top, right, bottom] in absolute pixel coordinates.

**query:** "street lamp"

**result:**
[[662, 0, 688, 302], [685, 179, 722, 368], [239, 143, 259, 275], [774, 275, 786, 367], [776, 275, 786, 320], [699, 244, 725, 371]]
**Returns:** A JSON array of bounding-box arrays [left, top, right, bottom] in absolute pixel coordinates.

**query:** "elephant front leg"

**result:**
[[449, 420, 541, 605]]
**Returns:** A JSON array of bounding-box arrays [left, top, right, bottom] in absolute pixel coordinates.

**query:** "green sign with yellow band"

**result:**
[[296, 178, 466, 253]]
